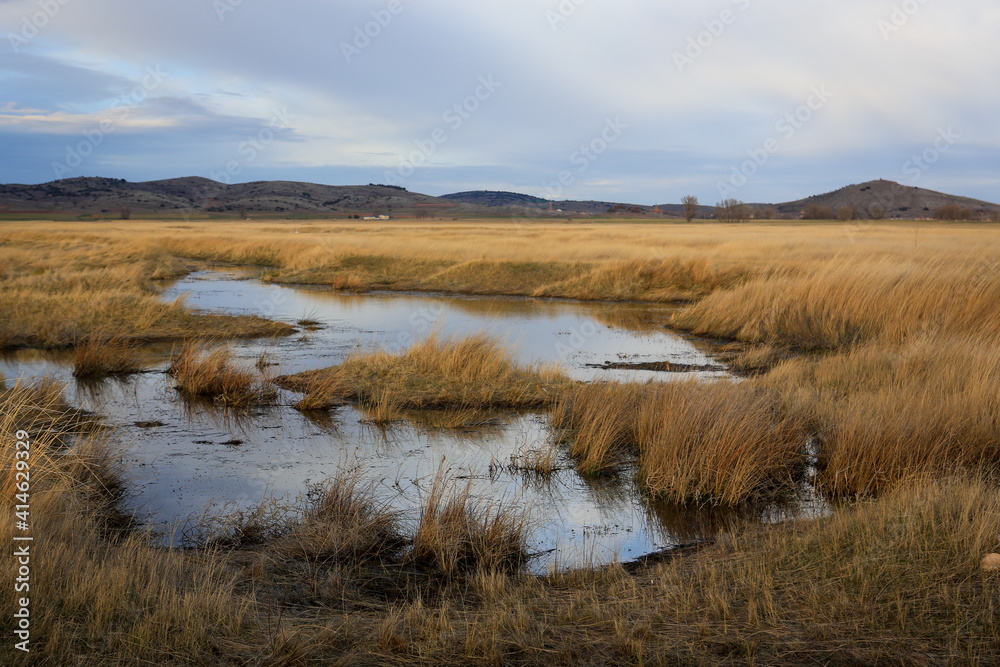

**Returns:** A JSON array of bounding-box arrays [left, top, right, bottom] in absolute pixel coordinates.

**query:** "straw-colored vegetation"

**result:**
[[0, 228, 292, 350], [3, 219, 999, 493], [408, 473, 530, 577], [3, 381, 998, 664], [553, 380, 811, 504], [168, 342, 278, 407], [280, 333, 571, 420], [71, 335, 141, 378], [3, 219, 1000, 662]]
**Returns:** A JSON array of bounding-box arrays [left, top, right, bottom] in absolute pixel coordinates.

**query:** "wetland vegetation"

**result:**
[[2, 218, 999, 664]]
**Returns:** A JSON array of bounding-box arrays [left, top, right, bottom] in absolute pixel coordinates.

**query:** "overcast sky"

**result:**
[[1, 0, 997, 204]]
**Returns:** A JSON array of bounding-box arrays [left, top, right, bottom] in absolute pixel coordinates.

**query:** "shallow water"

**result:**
[[1, 270, 823, 570]]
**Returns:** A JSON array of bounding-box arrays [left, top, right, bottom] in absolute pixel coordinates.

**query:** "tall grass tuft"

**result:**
[[553, 380, 810, 504], [291, 369, 351, 411], [168, 342, 277, 407], [761, 336, 1000, 497], [272, 473, 404, 564], [72, 335, 141, 378], [409, 473, 530, 576], [280, 333, 571, 412]]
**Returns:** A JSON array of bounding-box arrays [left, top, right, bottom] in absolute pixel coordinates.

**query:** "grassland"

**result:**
[[2, 218, 1000, 663], [3, 382, 998, 664], [0, 227, 292, 351]]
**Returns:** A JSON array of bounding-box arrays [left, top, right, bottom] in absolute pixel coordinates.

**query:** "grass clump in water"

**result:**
[[168, 342, 277, 407], [72, 335, 141, 378], [279, 333, 571, 420]]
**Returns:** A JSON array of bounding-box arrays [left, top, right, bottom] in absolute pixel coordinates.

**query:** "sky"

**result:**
[[1, 0, 998, 205]]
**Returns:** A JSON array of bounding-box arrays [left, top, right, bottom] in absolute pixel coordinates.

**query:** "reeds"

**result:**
[[671, 254, 1000, 350], [553, 380, 810, 504], [168, 342, 277, 407], [506, 440, 559, 476], [760, 336, 1000, 497]]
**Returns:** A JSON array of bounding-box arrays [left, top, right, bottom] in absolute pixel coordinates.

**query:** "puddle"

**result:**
[[0, 270, 824, 571]]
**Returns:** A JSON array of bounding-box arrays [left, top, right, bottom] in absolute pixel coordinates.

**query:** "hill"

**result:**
[[0, 177, 458, 217], [440, 191, 548, 207], [444, 182, 999, 220], [0, 177, 996, 220], [441, 191, 672, 217], [777, 180, 1000, 219]]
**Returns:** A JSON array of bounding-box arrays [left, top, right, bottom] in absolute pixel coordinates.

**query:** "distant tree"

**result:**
[[761, 206, 778, 220], [837, 205, 860, 221], [119, 207, 131, 220], [715, 198, 749, 223], [934, 204, 973, 221], [802, 203, 834, 220], [868, 205, 886, 220], [237, 206, 249, 220], [681, 195, 699, 222]]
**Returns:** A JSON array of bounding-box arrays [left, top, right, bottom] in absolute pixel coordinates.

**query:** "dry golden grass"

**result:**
[[3, 378, 1000, 664], [3, 218, 1000, 662], [0, 381, 255, 665], [553, 380, 810, 504], [6, 219, 999, 494], [408, 472, 530, 577], [0, 228, 292, 350], [672, 253, 1000, 350], [280, 474, 404, 563], [757, 335, 1000, 497], [280, 333, 571, 419], [168, 342, 277, 407], [71, 335, 141, 378], [244, 475, 1000, 665]]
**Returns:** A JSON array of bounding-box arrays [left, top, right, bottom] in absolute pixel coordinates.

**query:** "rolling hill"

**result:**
[[0, 177, 459, 217], [0, 176, 996, 220], [776, 179, 1000, 219]]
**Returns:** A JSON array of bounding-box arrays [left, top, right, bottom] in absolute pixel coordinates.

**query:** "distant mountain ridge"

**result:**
[[0, 177, 456, 216], [0, 176, 996, 220], [445, 181, 1000, 220], [440, 191, 548, 207]]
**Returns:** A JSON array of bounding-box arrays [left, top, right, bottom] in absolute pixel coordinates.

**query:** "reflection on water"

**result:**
[[0, 270, 824, 571]]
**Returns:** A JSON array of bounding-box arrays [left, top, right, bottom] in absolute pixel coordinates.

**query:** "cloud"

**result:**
[[0, 0, 997, 203]]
